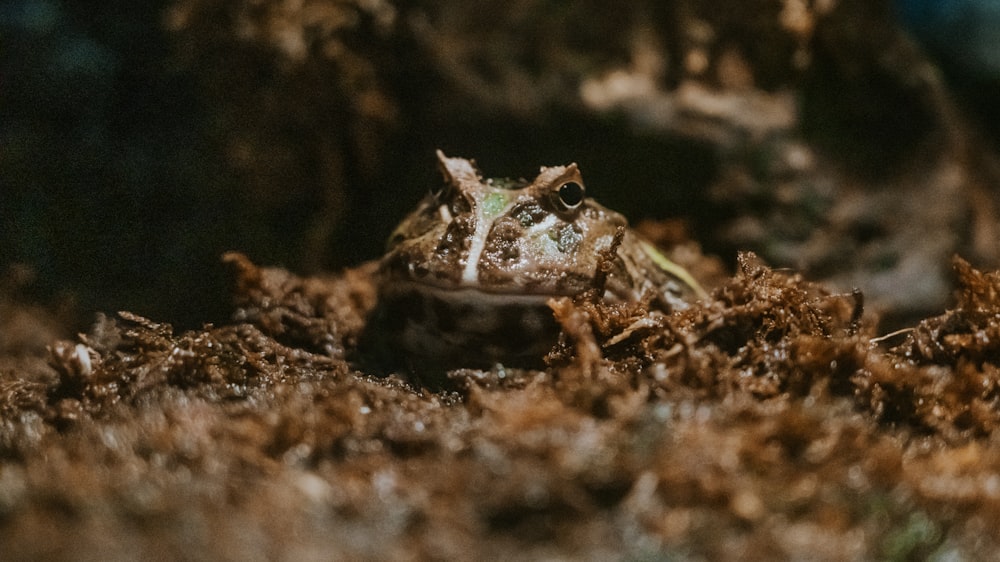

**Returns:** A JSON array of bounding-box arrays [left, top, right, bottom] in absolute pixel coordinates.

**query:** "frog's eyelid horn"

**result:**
[[531, 163, 586, 212], [559, 163, 581, 187], [436, 149, 481, 186], [534, 163, 583, 192]]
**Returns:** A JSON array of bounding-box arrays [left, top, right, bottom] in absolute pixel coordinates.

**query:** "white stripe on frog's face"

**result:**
[[438, 203, 453, 224], [461, 216, 490, 285], [461, 195, 517, 285], [462, 200, 563, 287]]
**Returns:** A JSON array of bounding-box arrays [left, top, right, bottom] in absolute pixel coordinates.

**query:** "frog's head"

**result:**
[[381, 150, 628, 295]]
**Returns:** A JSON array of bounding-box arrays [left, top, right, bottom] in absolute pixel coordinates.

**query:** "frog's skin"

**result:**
[[369, 150, 701, 373]]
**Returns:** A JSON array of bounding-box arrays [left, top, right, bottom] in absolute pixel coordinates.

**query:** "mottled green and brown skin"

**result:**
[[368, 150, 699, 373]]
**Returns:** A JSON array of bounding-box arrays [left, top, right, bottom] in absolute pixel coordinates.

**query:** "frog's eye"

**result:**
[[554, 181, 584, 211]]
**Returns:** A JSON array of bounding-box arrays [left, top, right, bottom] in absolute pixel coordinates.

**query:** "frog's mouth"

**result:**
[[381, 279, 566, 308], [382, 262, 592, 299]]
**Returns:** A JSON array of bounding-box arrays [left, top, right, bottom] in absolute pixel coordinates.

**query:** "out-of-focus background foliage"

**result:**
[[3, 0, 999, 329]]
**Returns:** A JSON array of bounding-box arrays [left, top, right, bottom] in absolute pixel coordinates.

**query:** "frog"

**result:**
[[364, 150, 705, 375]]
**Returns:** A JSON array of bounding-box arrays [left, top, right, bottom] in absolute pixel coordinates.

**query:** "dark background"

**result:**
[[3, 0, 999, 329]]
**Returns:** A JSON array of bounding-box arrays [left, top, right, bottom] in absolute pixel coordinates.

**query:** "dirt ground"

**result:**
[[2, 250, 1000, 560], [4, 0, 1000, 560]]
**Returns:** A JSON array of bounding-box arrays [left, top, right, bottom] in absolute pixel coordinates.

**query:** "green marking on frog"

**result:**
[[639, 239, 708, 299], [482, 191, 510, 218]]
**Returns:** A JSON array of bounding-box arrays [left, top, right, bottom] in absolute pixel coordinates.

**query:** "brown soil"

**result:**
[[3, 249, 1000, 560]]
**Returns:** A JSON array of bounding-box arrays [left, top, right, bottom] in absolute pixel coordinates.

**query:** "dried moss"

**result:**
[[4, 253, 1000, 559]]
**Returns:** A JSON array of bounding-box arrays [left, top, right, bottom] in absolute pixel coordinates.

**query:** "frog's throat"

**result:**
[[376, 277, 561, 371]]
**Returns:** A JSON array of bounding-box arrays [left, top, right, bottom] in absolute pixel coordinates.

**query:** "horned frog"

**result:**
[[366, 150, 705, 373]]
